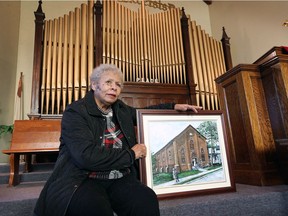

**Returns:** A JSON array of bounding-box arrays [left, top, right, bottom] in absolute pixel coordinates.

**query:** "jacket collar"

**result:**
[[85, 90, 120, 116]]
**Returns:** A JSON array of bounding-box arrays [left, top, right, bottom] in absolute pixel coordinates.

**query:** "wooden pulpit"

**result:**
[[215, 47, 288, 186]]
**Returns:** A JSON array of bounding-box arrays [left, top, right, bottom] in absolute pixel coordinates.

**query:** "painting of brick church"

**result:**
[[153, 124, 211, 174]]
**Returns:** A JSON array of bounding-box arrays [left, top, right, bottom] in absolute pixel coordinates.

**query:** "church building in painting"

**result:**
[[154, 125, 209, 174]]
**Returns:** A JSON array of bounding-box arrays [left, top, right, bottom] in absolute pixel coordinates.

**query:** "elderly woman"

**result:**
[[34, 64, 201, 216]]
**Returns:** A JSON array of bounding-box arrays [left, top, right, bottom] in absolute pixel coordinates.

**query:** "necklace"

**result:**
[[97, 105, 112, 115]]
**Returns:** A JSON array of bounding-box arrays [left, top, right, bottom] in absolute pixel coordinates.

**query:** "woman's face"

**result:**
[[91, 71, 123, 108]]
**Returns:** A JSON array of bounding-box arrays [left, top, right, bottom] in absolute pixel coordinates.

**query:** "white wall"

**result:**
[[209, 1, 288, 66], [0, 1, 21, 162], [169, 1, 211, 35]]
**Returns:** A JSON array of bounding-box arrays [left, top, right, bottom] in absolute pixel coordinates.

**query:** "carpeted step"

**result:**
[[0, 184, 288, 216], [20, 171, 52, 183], [1, 162, 288, 216], [159, 189, 288, 216], [0, 163, 25, 173], [0, 173, 9, 185], [0, 199, 37, 216], [0, 163, 54, 185], [0, 163, 25, 185]]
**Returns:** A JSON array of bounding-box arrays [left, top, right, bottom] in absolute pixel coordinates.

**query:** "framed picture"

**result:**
[[137, 109, 235, 199]]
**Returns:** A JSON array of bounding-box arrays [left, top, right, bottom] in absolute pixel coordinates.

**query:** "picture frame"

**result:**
[[136, 109, 235, 199]]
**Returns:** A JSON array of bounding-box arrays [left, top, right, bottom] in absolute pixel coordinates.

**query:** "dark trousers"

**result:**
[[66, 173, 160, 216]]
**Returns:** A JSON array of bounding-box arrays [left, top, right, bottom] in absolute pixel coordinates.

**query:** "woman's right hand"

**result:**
[[131, 144, 147, 159]]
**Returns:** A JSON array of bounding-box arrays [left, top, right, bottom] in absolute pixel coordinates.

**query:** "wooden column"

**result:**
[[181, 8, 196, 105], [215, 64, 284, 186], [30, 0, 45, 119], [94, 0, 103, 67], [221, 27, 233, 71]]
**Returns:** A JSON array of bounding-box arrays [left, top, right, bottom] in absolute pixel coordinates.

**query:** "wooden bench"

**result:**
[[2, 120, 61, 186]]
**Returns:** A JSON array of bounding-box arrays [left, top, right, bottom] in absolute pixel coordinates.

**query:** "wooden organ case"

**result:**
[[29, 0, 231, 119]]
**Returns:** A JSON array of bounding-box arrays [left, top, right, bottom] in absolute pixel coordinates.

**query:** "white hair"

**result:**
[[90, 64, 123, 89]]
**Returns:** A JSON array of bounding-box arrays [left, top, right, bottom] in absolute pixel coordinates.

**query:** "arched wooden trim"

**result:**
[[181, 8, 196, 104]]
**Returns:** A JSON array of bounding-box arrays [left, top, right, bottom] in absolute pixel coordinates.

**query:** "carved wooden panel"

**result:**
[[119, 83, 190, 108], [224, 80, 250, 165]]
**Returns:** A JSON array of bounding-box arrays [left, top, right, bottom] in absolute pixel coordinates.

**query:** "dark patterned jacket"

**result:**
[[34, 90, 174, 216]]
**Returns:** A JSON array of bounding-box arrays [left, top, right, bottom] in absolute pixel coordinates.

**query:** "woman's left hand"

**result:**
[[174, 104, 202, 113]]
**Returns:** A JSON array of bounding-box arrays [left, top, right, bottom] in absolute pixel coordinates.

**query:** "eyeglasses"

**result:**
[[104, 80, 123, 89]]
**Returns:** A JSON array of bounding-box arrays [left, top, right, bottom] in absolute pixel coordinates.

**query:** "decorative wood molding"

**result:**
[[118, 0, 175, 11]]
